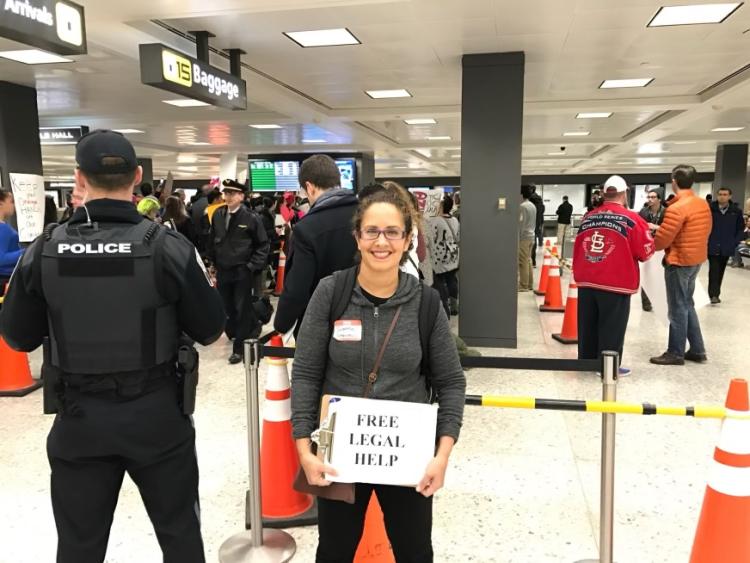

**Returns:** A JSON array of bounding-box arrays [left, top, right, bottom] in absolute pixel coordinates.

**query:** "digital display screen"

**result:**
[[249, 160, 300, 192], [335, 158, 356, 190]]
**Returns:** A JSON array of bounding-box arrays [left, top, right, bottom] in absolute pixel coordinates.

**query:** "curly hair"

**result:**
[[353, 188, 415, 265]]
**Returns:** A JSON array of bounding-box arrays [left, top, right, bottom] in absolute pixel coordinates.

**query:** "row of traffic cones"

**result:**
[[534, 246, 579, 343]]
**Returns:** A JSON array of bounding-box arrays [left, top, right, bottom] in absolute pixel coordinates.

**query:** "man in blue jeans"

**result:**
[[650, 165, 712, 365]]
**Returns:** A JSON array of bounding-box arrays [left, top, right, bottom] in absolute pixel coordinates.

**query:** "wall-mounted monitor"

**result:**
[[249, 160, 301, 192], [335, 158, 357, 191]]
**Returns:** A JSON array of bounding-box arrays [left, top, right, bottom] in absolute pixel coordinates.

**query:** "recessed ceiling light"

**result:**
[[648, 3, 742, 27], [284, 28, 361, 48], [113, 129, 144, 134], [451, 154, 462, 158], [637, 157, 663, 165], [302, 139, 327, 143], [184, 141, 211, 146], [249, 124, 282, 129], [404, 118, 437, 125], [547, 152, 568, 156], [599, 78, 654, 89], [563, 131, 590, 137], [365, 89, 412, 99], [426, 136, 451, 141], [163, 99, 210, 107], [701, 159, 715, 163], [178, 166, 198, 172], [638, 142, 669, 154], [673, 141, 697, 145], [0, 49, 73, 64], [576, 112, 613, 119], [712, 126, 745, 132]]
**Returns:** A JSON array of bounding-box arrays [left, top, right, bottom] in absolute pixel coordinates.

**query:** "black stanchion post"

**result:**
[[218, 339, 296, 562]]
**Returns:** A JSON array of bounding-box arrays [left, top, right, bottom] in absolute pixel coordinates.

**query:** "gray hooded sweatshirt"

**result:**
[[291, 271, 466, 442]]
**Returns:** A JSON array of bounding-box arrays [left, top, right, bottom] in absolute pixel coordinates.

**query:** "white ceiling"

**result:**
[[1, 0, 749, 180]]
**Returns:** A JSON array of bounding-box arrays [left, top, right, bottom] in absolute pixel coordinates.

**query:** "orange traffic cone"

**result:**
[[690, 379, 750, 563], [534, 251, 552, 296], [552, 279, 578, 344], [539, 259, 565, 313], [257, 335, 316, 528], [354, 493, 394, 562], [0, 336, 41, 397], [274, 244, 286, 297]]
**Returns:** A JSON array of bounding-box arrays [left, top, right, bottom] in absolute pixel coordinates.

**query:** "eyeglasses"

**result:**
[[647, 195, 658, 199], [358, 227, 407, 241]]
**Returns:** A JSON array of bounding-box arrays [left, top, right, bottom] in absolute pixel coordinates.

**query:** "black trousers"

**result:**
[[316, 483, 433, 563], [708, 255, 730, 298], [47, 382, 204, 563], [217, 266, 261, 354], [532, 226, 543, 266], [433, 269, 458, 318], [577, 287, 631, 361]]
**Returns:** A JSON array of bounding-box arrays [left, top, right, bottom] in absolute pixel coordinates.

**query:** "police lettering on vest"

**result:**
[[57, 242, 132, 254]]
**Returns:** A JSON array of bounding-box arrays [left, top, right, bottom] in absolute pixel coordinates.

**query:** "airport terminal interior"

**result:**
[[2, 1, 750, 562]]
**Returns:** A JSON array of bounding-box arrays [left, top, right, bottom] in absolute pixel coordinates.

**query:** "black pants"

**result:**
[[47, 382, 204, 563], [577, 287, 631, 361], [433, 269, 458, 318], [217, 266, 261, 355], [708, 255, 730, 299], [316, 483, 433, 563], [532, 226, 543, 266]]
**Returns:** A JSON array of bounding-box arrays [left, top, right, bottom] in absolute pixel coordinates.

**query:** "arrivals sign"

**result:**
[[139, 43, 247, 111], [39, 125, 88, 145], [0, 0, 87, 55]]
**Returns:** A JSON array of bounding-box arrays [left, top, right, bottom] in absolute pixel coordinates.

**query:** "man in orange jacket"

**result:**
[[650, 164, 712, 366]]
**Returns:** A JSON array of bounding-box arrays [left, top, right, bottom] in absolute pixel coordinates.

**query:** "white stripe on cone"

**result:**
[[707, 462, 750, 497], [264, 398, 292, 422], [567, 287, 578, 299], [265, 363, 291, 392], [716, 409, 750, 454], [548, 267, 560, 277]]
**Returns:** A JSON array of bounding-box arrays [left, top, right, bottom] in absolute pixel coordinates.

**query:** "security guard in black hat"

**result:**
[[0, 130, 225, 563], [208, 179, 269, 364]]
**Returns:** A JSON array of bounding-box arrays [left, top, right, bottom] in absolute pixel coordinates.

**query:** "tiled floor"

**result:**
[[0, 259, 745, 562]]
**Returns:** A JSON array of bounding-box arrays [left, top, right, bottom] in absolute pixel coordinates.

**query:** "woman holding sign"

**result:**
[[0, 189, 22, 296], [292, 188, 466, 562]]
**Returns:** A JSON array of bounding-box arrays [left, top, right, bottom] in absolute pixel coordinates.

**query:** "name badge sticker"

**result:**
[[333, 320, 362, 342]]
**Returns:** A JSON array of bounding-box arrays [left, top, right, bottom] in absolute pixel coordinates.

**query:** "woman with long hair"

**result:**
[[162, 195, 197, 245], [0, 189, 23, 295], [292, 188, 465, 562]]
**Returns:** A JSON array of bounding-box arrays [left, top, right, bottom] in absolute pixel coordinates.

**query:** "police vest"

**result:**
[[41, 220, 179, 375]]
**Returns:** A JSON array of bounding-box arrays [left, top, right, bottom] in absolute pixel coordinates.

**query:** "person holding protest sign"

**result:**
[[291, 188, 466, 562], [0, 189, 22, 294]]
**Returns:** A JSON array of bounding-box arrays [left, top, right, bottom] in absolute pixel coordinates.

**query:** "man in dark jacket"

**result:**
[[209, 182, 270, 363], [707, 187, 745, 304], [555, 195, 574, 258], [528, 185, 545, 267], [274, 154, 358, 337]]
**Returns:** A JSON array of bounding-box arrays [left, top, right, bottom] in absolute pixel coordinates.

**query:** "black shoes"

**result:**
[[684, 350, 708, 363], [228, 353, 243, 365], [649, 352, 685, 366], [642, 303, 653, 312], [710, 296, 720, 304]]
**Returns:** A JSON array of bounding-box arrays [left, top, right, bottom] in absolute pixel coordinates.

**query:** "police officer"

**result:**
[[0, 130, 225, 563], [208, 180, 269, 364]]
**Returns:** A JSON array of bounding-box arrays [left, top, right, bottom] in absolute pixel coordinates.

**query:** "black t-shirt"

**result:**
[[360, 287, 391, 307]]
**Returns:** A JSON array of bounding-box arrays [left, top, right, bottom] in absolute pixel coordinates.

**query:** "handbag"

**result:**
[[293, 305, 403, 503]]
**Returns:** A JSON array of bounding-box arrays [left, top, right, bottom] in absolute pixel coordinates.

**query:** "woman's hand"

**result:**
[[416, 454, 449, 498], [300, 451, 338, 487]]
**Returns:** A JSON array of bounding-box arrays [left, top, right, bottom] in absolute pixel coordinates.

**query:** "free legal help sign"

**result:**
[[323, 396, 437, 487]]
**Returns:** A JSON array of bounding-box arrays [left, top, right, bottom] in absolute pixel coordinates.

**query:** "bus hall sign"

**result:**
[[1, 0, 87, 55], [139, 43, 247, 111]]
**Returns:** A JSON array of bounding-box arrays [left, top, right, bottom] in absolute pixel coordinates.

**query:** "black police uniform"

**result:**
[[0, 198, 225, 563], [208, 198, 269, 358]]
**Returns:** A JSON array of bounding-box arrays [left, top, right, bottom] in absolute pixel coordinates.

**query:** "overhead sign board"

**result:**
[[0, 0, 87, 55], [39, 125, 88, 145], [139, 43, 247, 111]]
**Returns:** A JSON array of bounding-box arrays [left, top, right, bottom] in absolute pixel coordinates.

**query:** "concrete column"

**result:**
[[714, 144, 748, 207], [220, 153, 239, 183], [137, 158, 153, 187], [359, 152, 375, 192], [0, 82, 42, 188], [458, 52, 525, 348]]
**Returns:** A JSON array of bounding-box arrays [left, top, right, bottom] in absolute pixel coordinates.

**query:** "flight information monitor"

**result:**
[[335, 158, 356, 190], [249, 160, 300, 191]]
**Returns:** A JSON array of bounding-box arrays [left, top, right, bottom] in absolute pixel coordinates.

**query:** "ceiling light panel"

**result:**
[[0, 50, 73, 64], [365, 89, 412, 99], [712, 126, 745, 132], [163, 99, 210, 107], [113, 129, 144, 134], [284, 28, 360, 47], [426, 136, 451, 141], [576, 112, 613, 119], [563, 131, 590, 137], [249, 124, 282, 129], [404, 118, 437, 125], [599, 78, 654, 89], [648, 3, 743, 27]]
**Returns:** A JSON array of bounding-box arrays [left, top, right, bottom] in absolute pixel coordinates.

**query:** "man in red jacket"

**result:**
[[573, 176, 655, 375]]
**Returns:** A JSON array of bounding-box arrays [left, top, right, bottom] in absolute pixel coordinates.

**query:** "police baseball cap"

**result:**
[[603, 175, 628, 193], [76, 130, 138, 174]]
